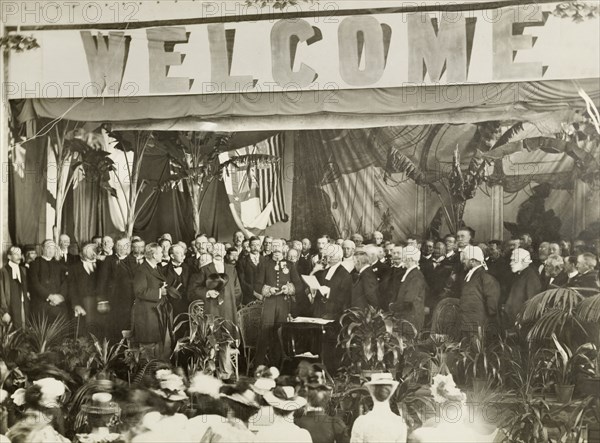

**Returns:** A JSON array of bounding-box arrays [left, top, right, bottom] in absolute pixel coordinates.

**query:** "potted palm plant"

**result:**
[[172, 312, 238, 377], [576, 289, 600, 396], [337, 307, 415, 377], [459, 326, 507, 392], [545, 334, 592, 404]]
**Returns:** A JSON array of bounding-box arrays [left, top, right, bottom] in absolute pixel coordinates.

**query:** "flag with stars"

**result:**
[[219, 134, 287, 233]]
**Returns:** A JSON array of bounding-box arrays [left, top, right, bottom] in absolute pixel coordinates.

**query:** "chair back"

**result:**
[[431, 298, 461, 340], [188, 300, 205, 334], [237, 301, 263, 350]]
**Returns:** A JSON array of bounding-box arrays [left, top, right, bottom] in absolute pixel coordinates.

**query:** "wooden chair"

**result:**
[[431, 298, 461, 340], [237, 300, 263, 374], [188, 300, 204, 335]]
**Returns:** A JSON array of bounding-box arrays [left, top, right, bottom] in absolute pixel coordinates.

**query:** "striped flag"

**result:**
[[219, 134, 288, 233], [258, 134, 288, 225]]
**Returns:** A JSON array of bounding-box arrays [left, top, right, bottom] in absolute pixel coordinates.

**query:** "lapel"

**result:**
[[144, 261, 165, 281], [204, 262, 217, 275]]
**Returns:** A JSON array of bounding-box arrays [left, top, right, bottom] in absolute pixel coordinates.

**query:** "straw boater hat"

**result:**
[[263, 386, 307, 411], [364, 372, 399, 395], [81, 392, 121, 416]]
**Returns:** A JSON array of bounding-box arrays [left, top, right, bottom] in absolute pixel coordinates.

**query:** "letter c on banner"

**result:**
[[338, 16, 386, 86], [271, 19, 320, 89]]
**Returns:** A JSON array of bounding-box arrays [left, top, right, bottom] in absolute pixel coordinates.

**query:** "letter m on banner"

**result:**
[[219, 134, 288, 234]]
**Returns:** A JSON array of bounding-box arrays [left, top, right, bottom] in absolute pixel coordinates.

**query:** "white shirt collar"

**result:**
[[401, 265, 419, 282], [465, 264, 484, 282], [341, 260, 355, 273], [359, 265, 370, 274], [325, 262, 342, 280], [8, 262, 21, 282], [213, 259, 224, 273], [146, 259, 157, 269], [568, 270, 579, 278], [423, 254, 432, 260], [446, 250, 455, 258]]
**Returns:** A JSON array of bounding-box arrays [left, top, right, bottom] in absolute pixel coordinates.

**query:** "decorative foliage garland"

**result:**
[[0, 33, 39, 52], [245, 0, 314, 10], [552, 1, 599, 22]]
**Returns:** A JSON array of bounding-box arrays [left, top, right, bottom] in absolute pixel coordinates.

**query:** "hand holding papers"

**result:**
[[302, 275, 331, 302]]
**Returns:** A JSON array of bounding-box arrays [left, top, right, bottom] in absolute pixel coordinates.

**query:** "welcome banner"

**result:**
[[6, 3, 600, 99]]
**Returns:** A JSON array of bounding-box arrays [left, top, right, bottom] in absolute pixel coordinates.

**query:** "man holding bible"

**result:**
[[254, 239, 301, 367]]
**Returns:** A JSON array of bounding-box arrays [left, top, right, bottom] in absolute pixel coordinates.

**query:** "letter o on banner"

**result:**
[[338, 16, 385, 86]]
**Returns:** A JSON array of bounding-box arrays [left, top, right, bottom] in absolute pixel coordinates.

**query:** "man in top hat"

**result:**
[[237, 236, 266, 306], [162, 244, 192, 317], [189, 243, 241, 380], [254, 239, 301, 367], [350, 373, 407, 443], [458, 246, 501, 338], [504, 248, 541, 326], [0, 246, 30, 329], [255, 386, 312, 443], [189, 243, 241, 326], [131, 243, 170, 359], [28, 239, 69, 321], [295, 376, 349, 443], [68, 242, 101, 337], [97, 237, 137, 342], [389, 246, 428, 335]]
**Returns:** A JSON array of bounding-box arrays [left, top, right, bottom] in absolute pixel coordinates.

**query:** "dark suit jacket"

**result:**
[[379, 266, 405, 310], [297, 252, 314, 277], [505, 266, 542, 324], [28, 257, 69, 317], [188, 262, 241, 326], [236, 253, 266, 305], [541, 271, 568, 291], [0, 265, 29, 328], [69, 261, 101, 334], [313, 265, 352, 320], [351, 267, 379, 309], [459, 267, 500, 334], [568, 271, 600, 296], [389, 268, 428, 332], [420, 255, 435, 284], [132, 261, 166, 343], [162, 261, 192, 316], [370, 260, 390, 282]]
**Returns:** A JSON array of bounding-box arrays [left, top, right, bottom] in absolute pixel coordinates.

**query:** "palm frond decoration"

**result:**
[[577, 292, 600, 323], [490, 122, 525, 150], [384, 146, 432, 190], [520, 288, 584, 323]]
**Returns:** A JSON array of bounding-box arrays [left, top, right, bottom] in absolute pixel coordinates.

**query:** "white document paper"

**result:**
[[289, 316, 335, 325], [302, 275, 323, 291]]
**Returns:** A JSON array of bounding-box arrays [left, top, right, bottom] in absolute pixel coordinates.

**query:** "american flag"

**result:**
[[220, 133, 288, 231], [258, 134, 288, 225]]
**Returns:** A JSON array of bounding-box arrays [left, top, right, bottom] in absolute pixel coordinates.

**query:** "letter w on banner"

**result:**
[[219, 134, 288, 236]]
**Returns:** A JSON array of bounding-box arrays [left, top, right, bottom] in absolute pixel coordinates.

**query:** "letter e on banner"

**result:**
[[493, 6, 544, 80], [147, 27, 191, 94]]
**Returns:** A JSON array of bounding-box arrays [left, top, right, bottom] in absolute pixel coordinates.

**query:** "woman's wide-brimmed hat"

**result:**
[[220, 388, 260, 409], [206, 273, 229, 291], [81, 392, 121, 416], [263, 386, 307, 411]]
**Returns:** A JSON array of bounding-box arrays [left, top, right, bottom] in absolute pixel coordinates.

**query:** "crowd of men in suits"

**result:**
[[1, 228, 599, 375]]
